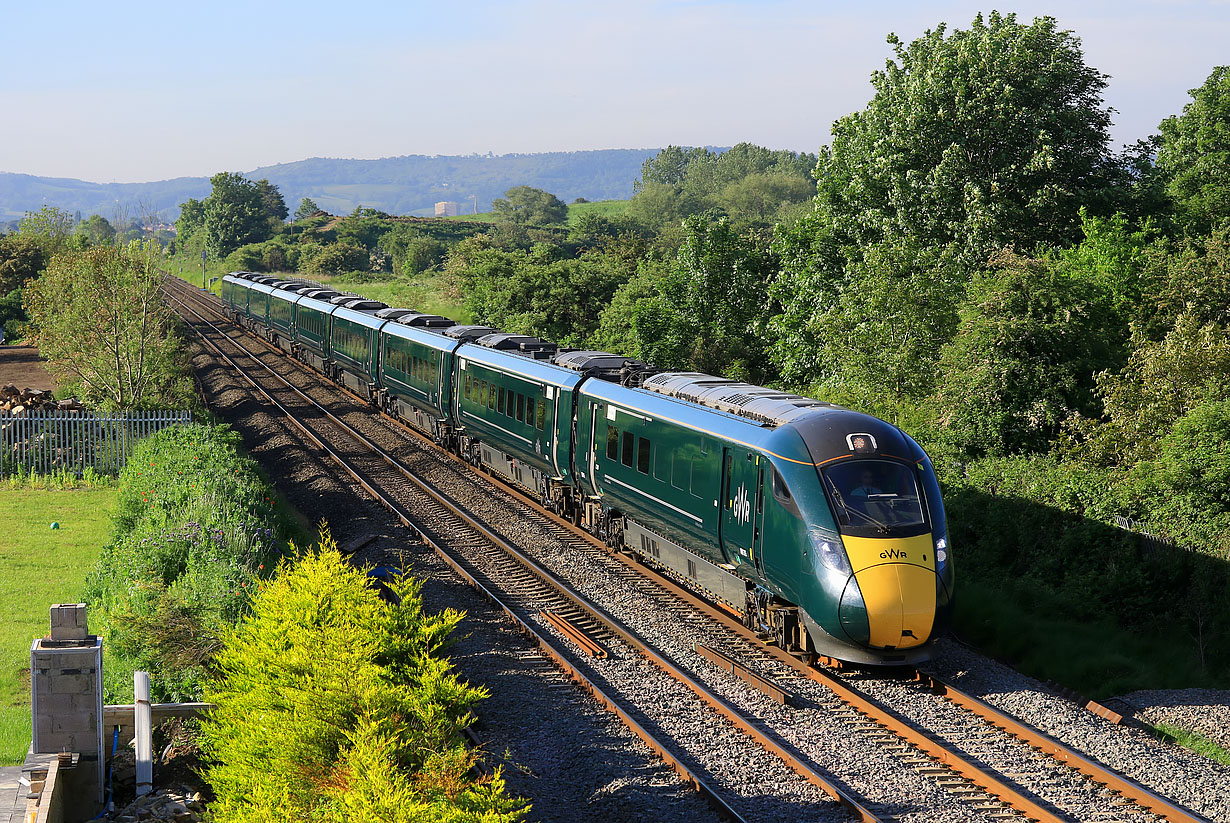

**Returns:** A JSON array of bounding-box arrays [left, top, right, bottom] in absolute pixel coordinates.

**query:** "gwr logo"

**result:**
[[734, 483, 751, 525], [879, 548, 909, 559]]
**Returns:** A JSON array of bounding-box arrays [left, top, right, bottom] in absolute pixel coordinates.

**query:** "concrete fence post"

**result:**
[[134, 671, 153, 796]]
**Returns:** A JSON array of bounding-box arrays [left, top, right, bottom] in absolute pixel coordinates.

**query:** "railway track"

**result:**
[[166, 278, 1215, 823]]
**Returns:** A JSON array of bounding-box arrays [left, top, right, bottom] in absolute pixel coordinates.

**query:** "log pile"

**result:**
[[0, 383, 85, 414]]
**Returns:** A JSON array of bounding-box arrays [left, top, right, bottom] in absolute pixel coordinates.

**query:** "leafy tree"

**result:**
[[462, 245, 631, 346], [491, 186, 568, 225], [1157, 66, 1230, 234], [0, 233, 49, 293], [770, 236, 962, 422], [293, 197, 323, 221], [1132, 400, 1230, 554], [75, 214, 116, 246], [813, 12, 1114, 267], [201, 534, 526, 822], [628, 215, 776, 381], [175, 198, 205, 241], [302, 240, 369, 275], [202, 172, 272, 259], [401, 236, 446, 275], [18, 205, 76, 256], [932, 249, 1120, 456], [255, 178, 288, 226], [24, 243, 190, 409], [634, 145, 712, 190]]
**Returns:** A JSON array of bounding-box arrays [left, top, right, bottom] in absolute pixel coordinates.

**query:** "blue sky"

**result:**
[[1, 1, 1227, 182]]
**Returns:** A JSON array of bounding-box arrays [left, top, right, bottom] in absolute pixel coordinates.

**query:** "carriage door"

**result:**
[[721, 449, 764, 572]]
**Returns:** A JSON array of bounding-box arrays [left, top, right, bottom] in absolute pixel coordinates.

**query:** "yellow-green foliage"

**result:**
[[201, 529, 527, 822]]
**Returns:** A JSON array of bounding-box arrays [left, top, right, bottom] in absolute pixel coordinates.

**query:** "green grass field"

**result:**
[[0, 487, 116, 764]]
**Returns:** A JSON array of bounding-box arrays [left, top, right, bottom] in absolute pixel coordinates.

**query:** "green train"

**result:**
[[221, 272, 953, 665]]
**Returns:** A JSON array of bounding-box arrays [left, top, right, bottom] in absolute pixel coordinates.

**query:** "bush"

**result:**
[[303, 240, 369, 275], [85, 423, 285, 701], [201, 532, 527, 822]]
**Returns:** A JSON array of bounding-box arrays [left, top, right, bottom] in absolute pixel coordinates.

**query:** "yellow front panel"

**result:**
[[842, 533, 935, 573], [844, 534, 936, 649]]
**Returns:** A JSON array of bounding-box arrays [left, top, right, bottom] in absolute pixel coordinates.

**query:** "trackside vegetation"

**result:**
[[201, 534, 527, 822], [84, 423, 286, 701]]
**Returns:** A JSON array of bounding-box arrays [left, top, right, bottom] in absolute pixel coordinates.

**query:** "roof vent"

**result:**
[[443, 324, 499, 341]]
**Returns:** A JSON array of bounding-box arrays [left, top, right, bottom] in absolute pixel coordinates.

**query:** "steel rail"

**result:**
[[175, 279, 1209, 823], [168, 282, 882, 823]]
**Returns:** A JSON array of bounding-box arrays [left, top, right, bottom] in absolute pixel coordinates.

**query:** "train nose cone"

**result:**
[[849, 563, 935, 648], [837, 533, 937, 650]]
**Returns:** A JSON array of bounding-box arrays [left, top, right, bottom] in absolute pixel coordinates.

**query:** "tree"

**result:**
[[0, 233, 49, 294], [1157, 66, 1230, 234], [634, 145, 712, 190], [932, 250, 1121, 456], [24, 243, 189, 409], [628, 215, 777, 381], [770, 236, 962, 422], [202, 172, 272, 259], [176, 198, 205, 242], [255, 178, 288, 226], [293, 197, 322, 221], [302, 240, 369, 275], [813, 12, 1114, 267], [75, 214, 116, 246], [18, 206, 76, 256], [491, 186, 568, 225], [401, 236, 446, 275]]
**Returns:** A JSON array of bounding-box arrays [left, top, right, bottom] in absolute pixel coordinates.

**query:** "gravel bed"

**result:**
[[185, 319, 725, 823], [1118, 688, 1230, 752], [926, 639, 1230, 822]]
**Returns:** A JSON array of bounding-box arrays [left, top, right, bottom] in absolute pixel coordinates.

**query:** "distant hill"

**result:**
[[0, 149, 660, 222]]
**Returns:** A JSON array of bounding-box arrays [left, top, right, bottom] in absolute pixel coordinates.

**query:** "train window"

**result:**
[[607, 425, 619, 460], [487, 382, 495, 410], [637, 437, 650, 474], [536, 398, 545, 430], [498, 387, 506, 415], [515, 393, 524, 423], [622, 431, 634, 468]]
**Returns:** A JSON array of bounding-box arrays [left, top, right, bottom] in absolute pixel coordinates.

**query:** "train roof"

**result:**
[[331, 304, 388, 331], [640, 372, 832, 427], [456, 342, 584, 390], [382, 319, 461, 353]]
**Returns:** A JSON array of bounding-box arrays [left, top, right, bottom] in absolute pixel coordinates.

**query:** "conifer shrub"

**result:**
[[201, 531, 527, 822], [85, 423, 285, 701]]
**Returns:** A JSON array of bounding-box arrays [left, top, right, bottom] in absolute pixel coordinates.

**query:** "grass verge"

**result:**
[[0, 486, 116, 764], [1154, 722, 1230, 766]]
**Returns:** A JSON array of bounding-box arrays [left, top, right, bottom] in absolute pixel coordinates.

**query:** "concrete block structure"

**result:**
[[30, 604, 103, 813]]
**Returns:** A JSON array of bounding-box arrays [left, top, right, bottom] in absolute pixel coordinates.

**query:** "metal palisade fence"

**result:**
[[0, 409, 192, 477]]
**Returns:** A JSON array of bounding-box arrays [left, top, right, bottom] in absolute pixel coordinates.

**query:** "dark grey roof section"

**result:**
[[374, 307, 415, 320], [301, 288, 341, 300], [337, 298, 388, 312], [393, 312, 455, 329], [476, 333, 558, 360], [443, 324, 499, 341], [552, 351, 644, 372], [640, 372, 833, 427]]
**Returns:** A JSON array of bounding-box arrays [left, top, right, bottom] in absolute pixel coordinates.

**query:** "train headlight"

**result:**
[[811, 528, 852, 576], [934, 536, 948, 566]]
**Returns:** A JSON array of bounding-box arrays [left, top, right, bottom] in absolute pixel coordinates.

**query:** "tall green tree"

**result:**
[[75, 214, 116, 246], [491, 186, 568, 225], [1157, 65, 1230, 234], [18, 205, 76, 256], [0, 233, 49, 293], [175, 198, 205, 242], [629, 215, 777, 381], [255, 178, 289, 225], [202, 172, 272, 259], [25, 243, 189, 409], [293, 197, 322, 221], [813, 11, 1114, 266]]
